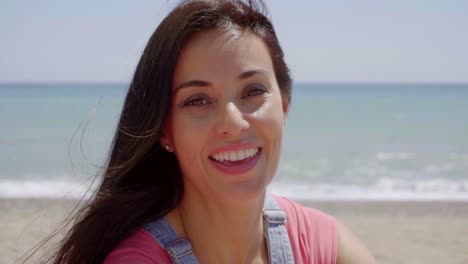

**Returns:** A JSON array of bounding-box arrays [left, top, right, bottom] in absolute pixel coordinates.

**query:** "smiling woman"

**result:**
[[164, 29, 287, 202], [36, 1, 374, 263]]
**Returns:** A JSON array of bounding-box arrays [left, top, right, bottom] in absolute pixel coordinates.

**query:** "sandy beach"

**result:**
[[2, 198, 467, 264]]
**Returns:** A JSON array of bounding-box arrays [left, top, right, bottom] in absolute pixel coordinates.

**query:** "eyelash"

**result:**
[[243, 85, 268, 98], [184, 96, 210, 107], [182, 85, 268, 107]]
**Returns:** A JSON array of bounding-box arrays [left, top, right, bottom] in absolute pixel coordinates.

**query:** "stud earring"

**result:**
[[165, 145, 171, 151]]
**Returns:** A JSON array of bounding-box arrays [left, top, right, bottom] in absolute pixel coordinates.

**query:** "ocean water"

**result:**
[[1, 83, 468, 200]]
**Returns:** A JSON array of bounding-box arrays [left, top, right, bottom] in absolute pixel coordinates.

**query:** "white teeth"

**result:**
[[229, 151, 236, 161], [211, 148, 259, 162], [238, 150, 245, 160]]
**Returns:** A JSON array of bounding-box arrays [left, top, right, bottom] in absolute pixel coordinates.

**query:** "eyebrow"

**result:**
[[174, 69, 269, 92]]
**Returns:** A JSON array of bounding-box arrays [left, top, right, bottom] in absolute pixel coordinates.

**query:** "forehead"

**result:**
[[173, 28, 274, 84]]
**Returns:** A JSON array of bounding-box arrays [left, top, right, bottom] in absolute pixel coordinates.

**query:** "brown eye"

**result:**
[[243, 85, 268, 98], [184, 98, 208, 106], [184, 97, 210, 106]]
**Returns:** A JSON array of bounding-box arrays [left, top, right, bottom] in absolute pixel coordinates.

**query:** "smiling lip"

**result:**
[[209, 147, 262, 175]]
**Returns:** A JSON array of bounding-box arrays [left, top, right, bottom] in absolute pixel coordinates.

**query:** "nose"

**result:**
[[215, 102, 249, 137]]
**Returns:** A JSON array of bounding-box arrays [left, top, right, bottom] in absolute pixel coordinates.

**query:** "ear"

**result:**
[[282, 97, 290, 122], [160, 133, 172, 150], [160, 121, 174, 151]]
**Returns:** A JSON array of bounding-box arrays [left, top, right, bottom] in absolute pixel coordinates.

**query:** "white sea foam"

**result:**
[[2, 178, 468, 201], [376, 152, 415, 161], [269, 178, 468, 201], [0, 180, 97, 199]]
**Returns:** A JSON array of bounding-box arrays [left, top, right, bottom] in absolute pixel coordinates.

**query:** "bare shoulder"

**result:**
[[336, 219, 376, 264]]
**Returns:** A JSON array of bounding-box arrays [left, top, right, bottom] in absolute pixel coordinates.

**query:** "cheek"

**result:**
[[255, 95, 286, 136], [171, 115, 211, 164], [262, 96, 286, 168]]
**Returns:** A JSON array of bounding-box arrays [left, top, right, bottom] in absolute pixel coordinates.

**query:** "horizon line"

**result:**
[[1, 81, 468, 86]]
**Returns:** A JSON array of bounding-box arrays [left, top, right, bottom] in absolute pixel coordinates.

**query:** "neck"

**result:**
[[168, 188, 268, 264]]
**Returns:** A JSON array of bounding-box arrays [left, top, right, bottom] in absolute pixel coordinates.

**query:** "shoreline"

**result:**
[[2, 198, 467, 264]]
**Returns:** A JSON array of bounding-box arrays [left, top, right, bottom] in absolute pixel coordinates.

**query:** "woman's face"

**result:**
[[163, 29, 288, 200]]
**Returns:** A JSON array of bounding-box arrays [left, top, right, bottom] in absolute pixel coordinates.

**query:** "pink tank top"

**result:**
[[105, 195, 337, 264]]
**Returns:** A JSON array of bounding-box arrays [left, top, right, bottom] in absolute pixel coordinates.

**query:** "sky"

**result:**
[[1, 0, 468, 83]]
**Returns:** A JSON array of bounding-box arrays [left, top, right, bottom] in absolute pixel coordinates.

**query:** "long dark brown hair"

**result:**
[[36, 1, 292, 263]]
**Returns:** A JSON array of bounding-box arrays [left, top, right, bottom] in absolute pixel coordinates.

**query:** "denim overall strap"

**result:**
[[143, 218, 199, 264], [263, 194, 295, 264]]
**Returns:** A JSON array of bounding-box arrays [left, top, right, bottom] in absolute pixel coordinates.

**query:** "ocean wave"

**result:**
[[376, 152, 415, 161], [0, 180, 97, 199], [1, 178, 468, 201], [269, 178, 468, 201]]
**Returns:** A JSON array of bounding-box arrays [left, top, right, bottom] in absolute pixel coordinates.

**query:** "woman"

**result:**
[[51, 0, 375, 263]]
